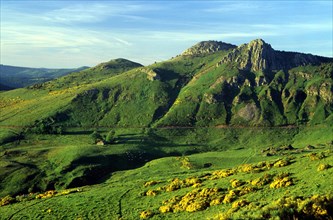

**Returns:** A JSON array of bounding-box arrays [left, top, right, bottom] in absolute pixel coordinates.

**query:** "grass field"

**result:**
[[1, 126, 332, 219], [1, 136, 332, 219]]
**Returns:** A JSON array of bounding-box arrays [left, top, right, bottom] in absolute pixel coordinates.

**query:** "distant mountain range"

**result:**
[[0, 65, 89, 90], [0, 39, 332, 131]]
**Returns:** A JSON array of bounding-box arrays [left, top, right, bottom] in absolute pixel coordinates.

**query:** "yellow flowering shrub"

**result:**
[[164, 176, 202, 192], [308, 152, 326, 161], [140, 210, 154, 219], [237, 185, 256, 196], [144, 180, 159, 187], [269, 174, 293, 189], [251, 173, 274, 187], [36, 190, 57, 199], [0, 195, 15, 206], [211, 169, 235, 179], [230, 179, 244, 188], [159, 205, 172, 213], [165, 178, 183, 192], [185, 177, 201, 186], [231, 199, 249, 209], [273, 159, 290, 168], [238, 164, 254, 173], [264, 194, 333, 219], [317, 163, 331, 171], [223, 190, 237, 204], [145, 189, 159, 196], [185, 200, 208, 212], [161, 188, 222, 213], [210, 197, 223, 206]]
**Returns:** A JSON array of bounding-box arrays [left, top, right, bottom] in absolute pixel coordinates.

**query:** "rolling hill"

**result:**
[[0, 64, 89, 90], [0, 39, 332, 219]]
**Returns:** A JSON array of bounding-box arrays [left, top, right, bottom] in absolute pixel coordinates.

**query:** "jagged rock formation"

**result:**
[[140, 67, 160, 81], [182, 40, 236, 56], [219, 39, 331, 72]]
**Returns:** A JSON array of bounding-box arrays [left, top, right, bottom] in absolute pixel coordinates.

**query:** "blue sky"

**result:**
[[1, 0, 332, 68]]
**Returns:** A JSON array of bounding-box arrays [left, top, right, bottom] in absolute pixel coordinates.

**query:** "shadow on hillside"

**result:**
[[63, 130, 94, 135], [64, 131, 202, 188]]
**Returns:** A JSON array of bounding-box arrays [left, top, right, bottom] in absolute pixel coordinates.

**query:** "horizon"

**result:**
[[1, 0, 332, 68]]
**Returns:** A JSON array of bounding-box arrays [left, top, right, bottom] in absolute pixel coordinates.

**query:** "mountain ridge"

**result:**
[[0, 39, 333, 205], [0, 39, 332, 131], [218, 39, 332, 72]]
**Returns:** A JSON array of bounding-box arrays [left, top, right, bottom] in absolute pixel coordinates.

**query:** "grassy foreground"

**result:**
[[1, 127, 332, 219]]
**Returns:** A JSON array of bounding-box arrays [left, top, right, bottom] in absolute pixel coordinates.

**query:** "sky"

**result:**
[[1, 0, 332, 68]]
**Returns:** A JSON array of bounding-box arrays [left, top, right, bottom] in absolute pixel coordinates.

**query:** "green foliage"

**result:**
[[27, 118, 63, 135], [90, 131, 103, 143], [105, 130, 116, 143]]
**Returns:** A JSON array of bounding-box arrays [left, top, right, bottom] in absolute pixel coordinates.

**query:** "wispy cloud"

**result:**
[[0, 22, 136, 67], [42, 2, 156, 24], [1, 1, 332, 67], [252, 22, 333, 32], [140, 30, 278, 42], [203, 2, 262, 13]]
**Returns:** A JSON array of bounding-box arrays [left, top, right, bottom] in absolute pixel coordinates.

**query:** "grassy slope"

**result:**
[[0, 125, 332, 196], [1, 140, 332, 219]]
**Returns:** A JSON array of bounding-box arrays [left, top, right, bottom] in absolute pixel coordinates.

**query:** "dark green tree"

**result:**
[[105, 130, 116, 143], [90, 131, 102, 143]]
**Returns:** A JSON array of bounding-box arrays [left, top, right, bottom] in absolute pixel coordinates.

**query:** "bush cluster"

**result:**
[[160, 188, 222, 213], [262, 194, 333, 219], [0, 195, 15, 206], [269, 173, 294, 188], [140, 210, 154, 219]]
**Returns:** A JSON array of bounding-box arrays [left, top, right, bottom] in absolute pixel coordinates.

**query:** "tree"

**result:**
[[90, 131, 102, 143], [105, 130, 116, 144]]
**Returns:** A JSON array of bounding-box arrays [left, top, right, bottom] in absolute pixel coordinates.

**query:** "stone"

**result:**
[[182, 41, 236, 56]]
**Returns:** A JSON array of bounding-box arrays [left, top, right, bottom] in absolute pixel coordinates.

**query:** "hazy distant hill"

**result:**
[[0, 64, 89, 90]]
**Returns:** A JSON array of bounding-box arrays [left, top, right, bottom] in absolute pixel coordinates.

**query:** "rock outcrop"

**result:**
[[182, 41, 236, 56], [219, 39, 331, 72], [140, 67, 160, 81]]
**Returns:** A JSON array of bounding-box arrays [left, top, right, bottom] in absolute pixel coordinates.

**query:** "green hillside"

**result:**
[[0, 39, 332, 219]]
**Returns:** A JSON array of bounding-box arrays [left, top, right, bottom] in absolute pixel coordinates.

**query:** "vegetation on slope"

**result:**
[[0, 39, 332, 219], [1, 139, 332, 219]]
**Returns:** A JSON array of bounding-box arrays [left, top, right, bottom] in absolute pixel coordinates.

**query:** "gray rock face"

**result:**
[[220, 39, 330, 72], [182, 41, 236, 56], [140, 67, 160, 81]]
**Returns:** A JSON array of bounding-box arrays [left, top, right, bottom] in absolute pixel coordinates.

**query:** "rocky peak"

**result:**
[[220, 39, 276, 72], [219, 39, 331, 72], [182, 41, 236, 56]]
